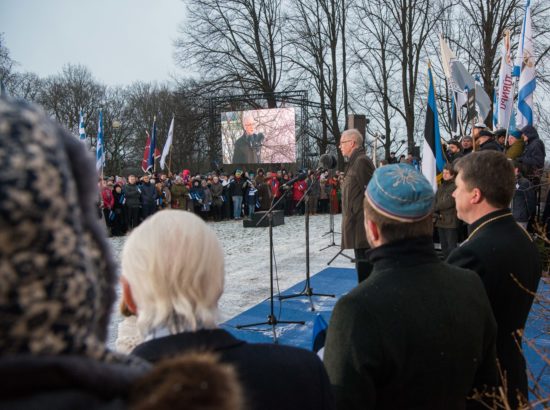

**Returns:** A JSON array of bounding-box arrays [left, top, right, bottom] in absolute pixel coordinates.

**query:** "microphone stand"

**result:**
[[320, 171, 342, 251], [279, 174, 334, 311], [236, 186, 304, 343]]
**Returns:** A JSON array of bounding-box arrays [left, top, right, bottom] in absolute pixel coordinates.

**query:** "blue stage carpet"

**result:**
[[222, 267, 549, 398]]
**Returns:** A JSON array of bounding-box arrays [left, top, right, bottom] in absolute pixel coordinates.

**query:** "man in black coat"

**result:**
[[339, 128, 376, 282], [447, 151, 542, 407], [324, 164, 498, 409]]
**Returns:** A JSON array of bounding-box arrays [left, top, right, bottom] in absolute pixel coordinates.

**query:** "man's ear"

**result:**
[[121, 277, 137, 315], [471, 187, 483, 205], [365, 218, 380, 244]]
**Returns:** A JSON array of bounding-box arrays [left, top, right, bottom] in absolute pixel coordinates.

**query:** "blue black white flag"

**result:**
[[421, 64, 446, 192]]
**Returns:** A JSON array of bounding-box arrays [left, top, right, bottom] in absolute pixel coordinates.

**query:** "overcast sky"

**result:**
[[0, 0, 188, 86]]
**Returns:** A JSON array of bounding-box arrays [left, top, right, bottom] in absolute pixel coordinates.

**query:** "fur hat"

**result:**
[[130, 352, 243, 410]]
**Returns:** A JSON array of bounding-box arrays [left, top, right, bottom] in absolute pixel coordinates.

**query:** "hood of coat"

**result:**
[[0, 97, 135, 365]]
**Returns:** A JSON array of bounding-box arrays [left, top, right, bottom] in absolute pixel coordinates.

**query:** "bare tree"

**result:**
[[175, 0, 285, 108], [286, 0, 351, 166], [351, 0, 402, 160], [38, 64, 105, 133]]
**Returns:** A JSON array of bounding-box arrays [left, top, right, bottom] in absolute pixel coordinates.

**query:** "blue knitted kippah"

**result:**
[[365, 164, 434, 222]]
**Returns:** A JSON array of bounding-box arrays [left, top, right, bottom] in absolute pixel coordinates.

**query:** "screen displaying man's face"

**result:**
[[243, 117, 255, 135]]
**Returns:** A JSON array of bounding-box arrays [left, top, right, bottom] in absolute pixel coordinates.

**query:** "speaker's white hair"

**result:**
[[122, 210, 224, 336], [342, 128, 364, 146]]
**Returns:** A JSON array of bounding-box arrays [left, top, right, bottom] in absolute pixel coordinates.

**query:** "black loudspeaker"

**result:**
[[243, 210, 285, 228], [347, 114, 367, 139]]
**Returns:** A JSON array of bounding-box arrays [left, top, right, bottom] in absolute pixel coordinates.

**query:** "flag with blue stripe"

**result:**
[[515, 0, 536, 128], [421, 64, 446, 192], [79, 111, 86, 141], [147, 117, 157, 172], [96, 110, 104, 173]]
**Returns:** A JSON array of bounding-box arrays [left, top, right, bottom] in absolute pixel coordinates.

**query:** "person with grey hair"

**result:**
[[122, 210, 335, 410], [339, 128, 376, 282], [232, 112, 264, 163], [0, 97, 150, 408]]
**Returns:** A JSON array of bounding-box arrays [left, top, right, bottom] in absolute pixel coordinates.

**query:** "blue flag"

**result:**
[[96, 110, 104, 173], [312, 314, 328, 357], [147, 117, 157, 172]]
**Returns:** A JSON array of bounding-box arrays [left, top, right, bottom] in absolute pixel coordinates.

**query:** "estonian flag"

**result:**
[[312, 314, 328, 359], [421, 64, 446, 192]]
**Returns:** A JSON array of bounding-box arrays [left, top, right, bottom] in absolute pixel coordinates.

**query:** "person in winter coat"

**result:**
[[170, 175, 189, 210], [512, 161, 536, 230], [339, 129, 376, 283], [255, 172, 272, 211], [229, 170, 248, 219], [112, 183, 128, 236], [246, 180, 259, 219], [139, 175, 157, 220], [201, 179, 213, 220], [121, 210, 335, 410], [434, 164, 459, 259], [517, 125, 546, 183], [124, 174, 142, 230], [100, 180, 115, 233], [307, 171, 321, 215], [505, 130, 525, 160], [210, 176, 225, 221], [292, 177, 307, 215], [0, 97, 149, 408], [189, 179, 205, 215]]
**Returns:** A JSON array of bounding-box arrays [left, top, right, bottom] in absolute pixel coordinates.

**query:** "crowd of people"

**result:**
[[1, 95, 546, 409], [98, 167, 343, 236]]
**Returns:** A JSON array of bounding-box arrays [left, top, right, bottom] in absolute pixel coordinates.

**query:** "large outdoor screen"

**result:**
[[221, 107, 296, 164]]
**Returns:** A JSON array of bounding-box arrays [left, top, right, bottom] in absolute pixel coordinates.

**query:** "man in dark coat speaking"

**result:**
[[447, 151, 542, 407], [324, 164, 498, 409], [339, 129, 375, 282], [232, 113, 264, 164]]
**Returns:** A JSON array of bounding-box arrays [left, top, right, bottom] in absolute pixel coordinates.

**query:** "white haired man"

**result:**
[[339, 128, 376, 282]]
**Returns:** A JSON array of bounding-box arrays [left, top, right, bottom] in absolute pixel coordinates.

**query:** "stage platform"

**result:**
[[221, 267, 549, 397]]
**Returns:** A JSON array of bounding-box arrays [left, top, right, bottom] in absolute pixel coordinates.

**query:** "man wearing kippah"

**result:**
[[447, 151, 542, 407], [324, 163, 498, 409], [339, 128, 376, 282]]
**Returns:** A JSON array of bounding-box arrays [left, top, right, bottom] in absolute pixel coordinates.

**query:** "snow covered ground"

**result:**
[[107, 213, 352, 348]]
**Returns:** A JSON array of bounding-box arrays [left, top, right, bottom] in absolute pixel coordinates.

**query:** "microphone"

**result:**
[[282, 172, 308, 186], [317, 153, 337, 172]]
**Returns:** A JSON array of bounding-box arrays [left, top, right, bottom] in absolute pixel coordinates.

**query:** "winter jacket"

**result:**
[[434, 180, 458, 229], [124, 183, 141, 208]]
